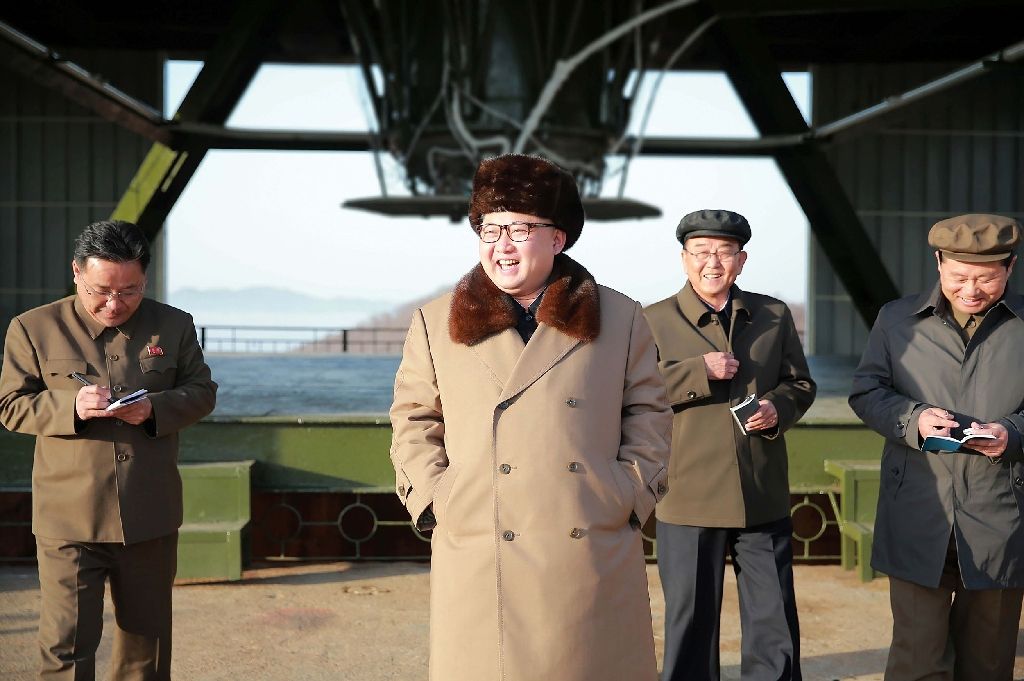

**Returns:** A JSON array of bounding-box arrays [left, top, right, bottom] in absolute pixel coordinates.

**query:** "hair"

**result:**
[[73, 220, 151, 272]]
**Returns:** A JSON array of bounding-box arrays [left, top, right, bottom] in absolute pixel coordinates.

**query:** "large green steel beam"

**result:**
[[112, 0, 290, 241], [706, 13, 899, 325]]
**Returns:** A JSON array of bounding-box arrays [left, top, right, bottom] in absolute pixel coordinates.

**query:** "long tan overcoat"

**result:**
[[390, 255, 671, 681], [644, 283, 816, 527], [0, 295, 217, 543]]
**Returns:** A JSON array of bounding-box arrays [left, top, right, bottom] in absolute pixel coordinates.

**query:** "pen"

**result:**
[[69, 372, 93, 386]]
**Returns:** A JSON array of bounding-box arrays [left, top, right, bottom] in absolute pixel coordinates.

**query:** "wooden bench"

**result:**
[[824, 459, 881, 582], [177, 461, 254, 582]]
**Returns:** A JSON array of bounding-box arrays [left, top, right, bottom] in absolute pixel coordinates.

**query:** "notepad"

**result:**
[[922, 428, 997, 453], [105, 389, 148, 411], [730, 394, 760, 435]]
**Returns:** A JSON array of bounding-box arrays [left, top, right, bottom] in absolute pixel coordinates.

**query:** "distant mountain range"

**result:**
[[169, 287, 400, 329]]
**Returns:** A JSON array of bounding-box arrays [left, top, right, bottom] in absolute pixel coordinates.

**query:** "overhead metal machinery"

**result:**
[[1, 0, 1023, 325]]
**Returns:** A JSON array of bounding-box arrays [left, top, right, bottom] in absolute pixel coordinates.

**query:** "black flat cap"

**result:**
[[675, 209, 751, 246]]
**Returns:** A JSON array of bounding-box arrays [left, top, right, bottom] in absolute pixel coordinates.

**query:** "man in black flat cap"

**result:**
[[644, 209, 815, 681], [850, 213, 1024, 680]]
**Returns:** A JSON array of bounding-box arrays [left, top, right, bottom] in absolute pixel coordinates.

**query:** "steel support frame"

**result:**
[[707, 13, 899, 326], [0, 20, 169, 144], [111, 0, 290, 241]]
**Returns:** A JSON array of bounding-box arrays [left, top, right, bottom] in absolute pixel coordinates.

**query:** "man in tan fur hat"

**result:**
[[389, 154, 671, 681]]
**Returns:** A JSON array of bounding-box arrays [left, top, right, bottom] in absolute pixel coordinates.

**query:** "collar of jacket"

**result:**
[[449, 253, 600, 346], [675, 282, 750, 327], [912, 281, 1024, 321], [72, 295, 140, 340]]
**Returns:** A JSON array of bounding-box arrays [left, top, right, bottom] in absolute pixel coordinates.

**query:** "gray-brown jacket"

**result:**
[[644, 283, 815, 527], [0, 295, 217, 544], [850, 284, 1024, 589]]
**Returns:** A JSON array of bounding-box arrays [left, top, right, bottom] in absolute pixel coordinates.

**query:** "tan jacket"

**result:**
[[644, 284, 815, 527], [390, 255, 671, 681], [0, 295, 217, 543]]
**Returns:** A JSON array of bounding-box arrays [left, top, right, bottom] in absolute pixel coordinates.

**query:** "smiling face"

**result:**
[[73, 257, 147, 328], [936, 251, 1014, 316], [478, 211, 566, 299], [682, 236, 747, 308]]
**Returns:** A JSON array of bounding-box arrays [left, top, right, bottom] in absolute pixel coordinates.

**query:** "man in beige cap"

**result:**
[[850, 213, 1024, 680]]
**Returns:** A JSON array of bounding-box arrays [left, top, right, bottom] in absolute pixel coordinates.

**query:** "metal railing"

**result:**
[[197, 325, 407, 354]]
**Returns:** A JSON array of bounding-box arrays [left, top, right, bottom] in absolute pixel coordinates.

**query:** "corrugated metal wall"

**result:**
[[0, 50, 162, 336], [809, 63, 1024, 356]]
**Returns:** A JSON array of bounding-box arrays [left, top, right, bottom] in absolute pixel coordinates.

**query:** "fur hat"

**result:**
[[468, 154, 585, 250]]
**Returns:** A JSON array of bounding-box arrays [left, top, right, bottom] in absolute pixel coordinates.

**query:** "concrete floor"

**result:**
[[1, 561, 1022, 681]]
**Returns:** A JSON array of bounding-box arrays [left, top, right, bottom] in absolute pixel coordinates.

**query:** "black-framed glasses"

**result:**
[[476, 221, 556, 243], [683, 248, 742, 264], [78, 277, 146, 303]]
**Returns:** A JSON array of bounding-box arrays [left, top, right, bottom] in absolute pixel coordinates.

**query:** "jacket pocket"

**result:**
[[139, 355, 177, 390], [882, 449, 908, 499], [42, 359, 88, 388], [140, 356, 177, 373], [431, 464, 461, 529], [608, 459, 637, 522]]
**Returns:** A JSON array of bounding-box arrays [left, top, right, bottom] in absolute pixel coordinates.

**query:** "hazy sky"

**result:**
[[165, 62, 810, 314]]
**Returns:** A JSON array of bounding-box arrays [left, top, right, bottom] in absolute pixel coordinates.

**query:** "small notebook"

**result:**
[[922, 428, 996, 453], [105, 389, 148, 411], [730, 394, 760, 435]]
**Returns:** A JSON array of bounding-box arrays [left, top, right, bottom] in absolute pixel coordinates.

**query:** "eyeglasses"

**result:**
[[79, 277, 146, 303], [477, 221, 555, 243], [684, 248, 742, 264]]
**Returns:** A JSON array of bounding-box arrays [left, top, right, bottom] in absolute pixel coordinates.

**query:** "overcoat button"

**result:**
[[567, 462, 580, 472], [398, 485, 406, 496], [502, 531, 515, 541], [114, 385, 124, 392], [116, 453, 128, 462], [565, 398, 577, 407], [657, 482, 667, 495], [1015, 477, 1024, 487], [497, 400, 510, 410], [569, 528, 584, 539], [891, 467, 899, 475], [108, 355, 119, 361], [687, 391, 697, 399], [499, 464, 512, 474]]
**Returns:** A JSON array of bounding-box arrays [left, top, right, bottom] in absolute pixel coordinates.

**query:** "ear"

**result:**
[[71, 260, 80, 278], [1008, 255, 1017, 277], [552, 228, 567, 255]]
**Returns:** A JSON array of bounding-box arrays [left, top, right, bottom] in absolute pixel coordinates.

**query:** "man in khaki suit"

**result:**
[[644, 209, 815, 681], [0, 220, 217, 680]]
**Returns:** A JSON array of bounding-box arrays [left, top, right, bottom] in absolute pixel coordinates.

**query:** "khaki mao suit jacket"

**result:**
[[850, 284, 1024, 589], [644, 284, 816, 528], [0, 295, 217, 544]]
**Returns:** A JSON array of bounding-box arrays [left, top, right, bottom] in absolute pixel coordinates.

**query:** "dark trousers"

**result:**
[[35, 533, 177, 681], [658, 517, 801, 681], [885, 537, 1023, 681]]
